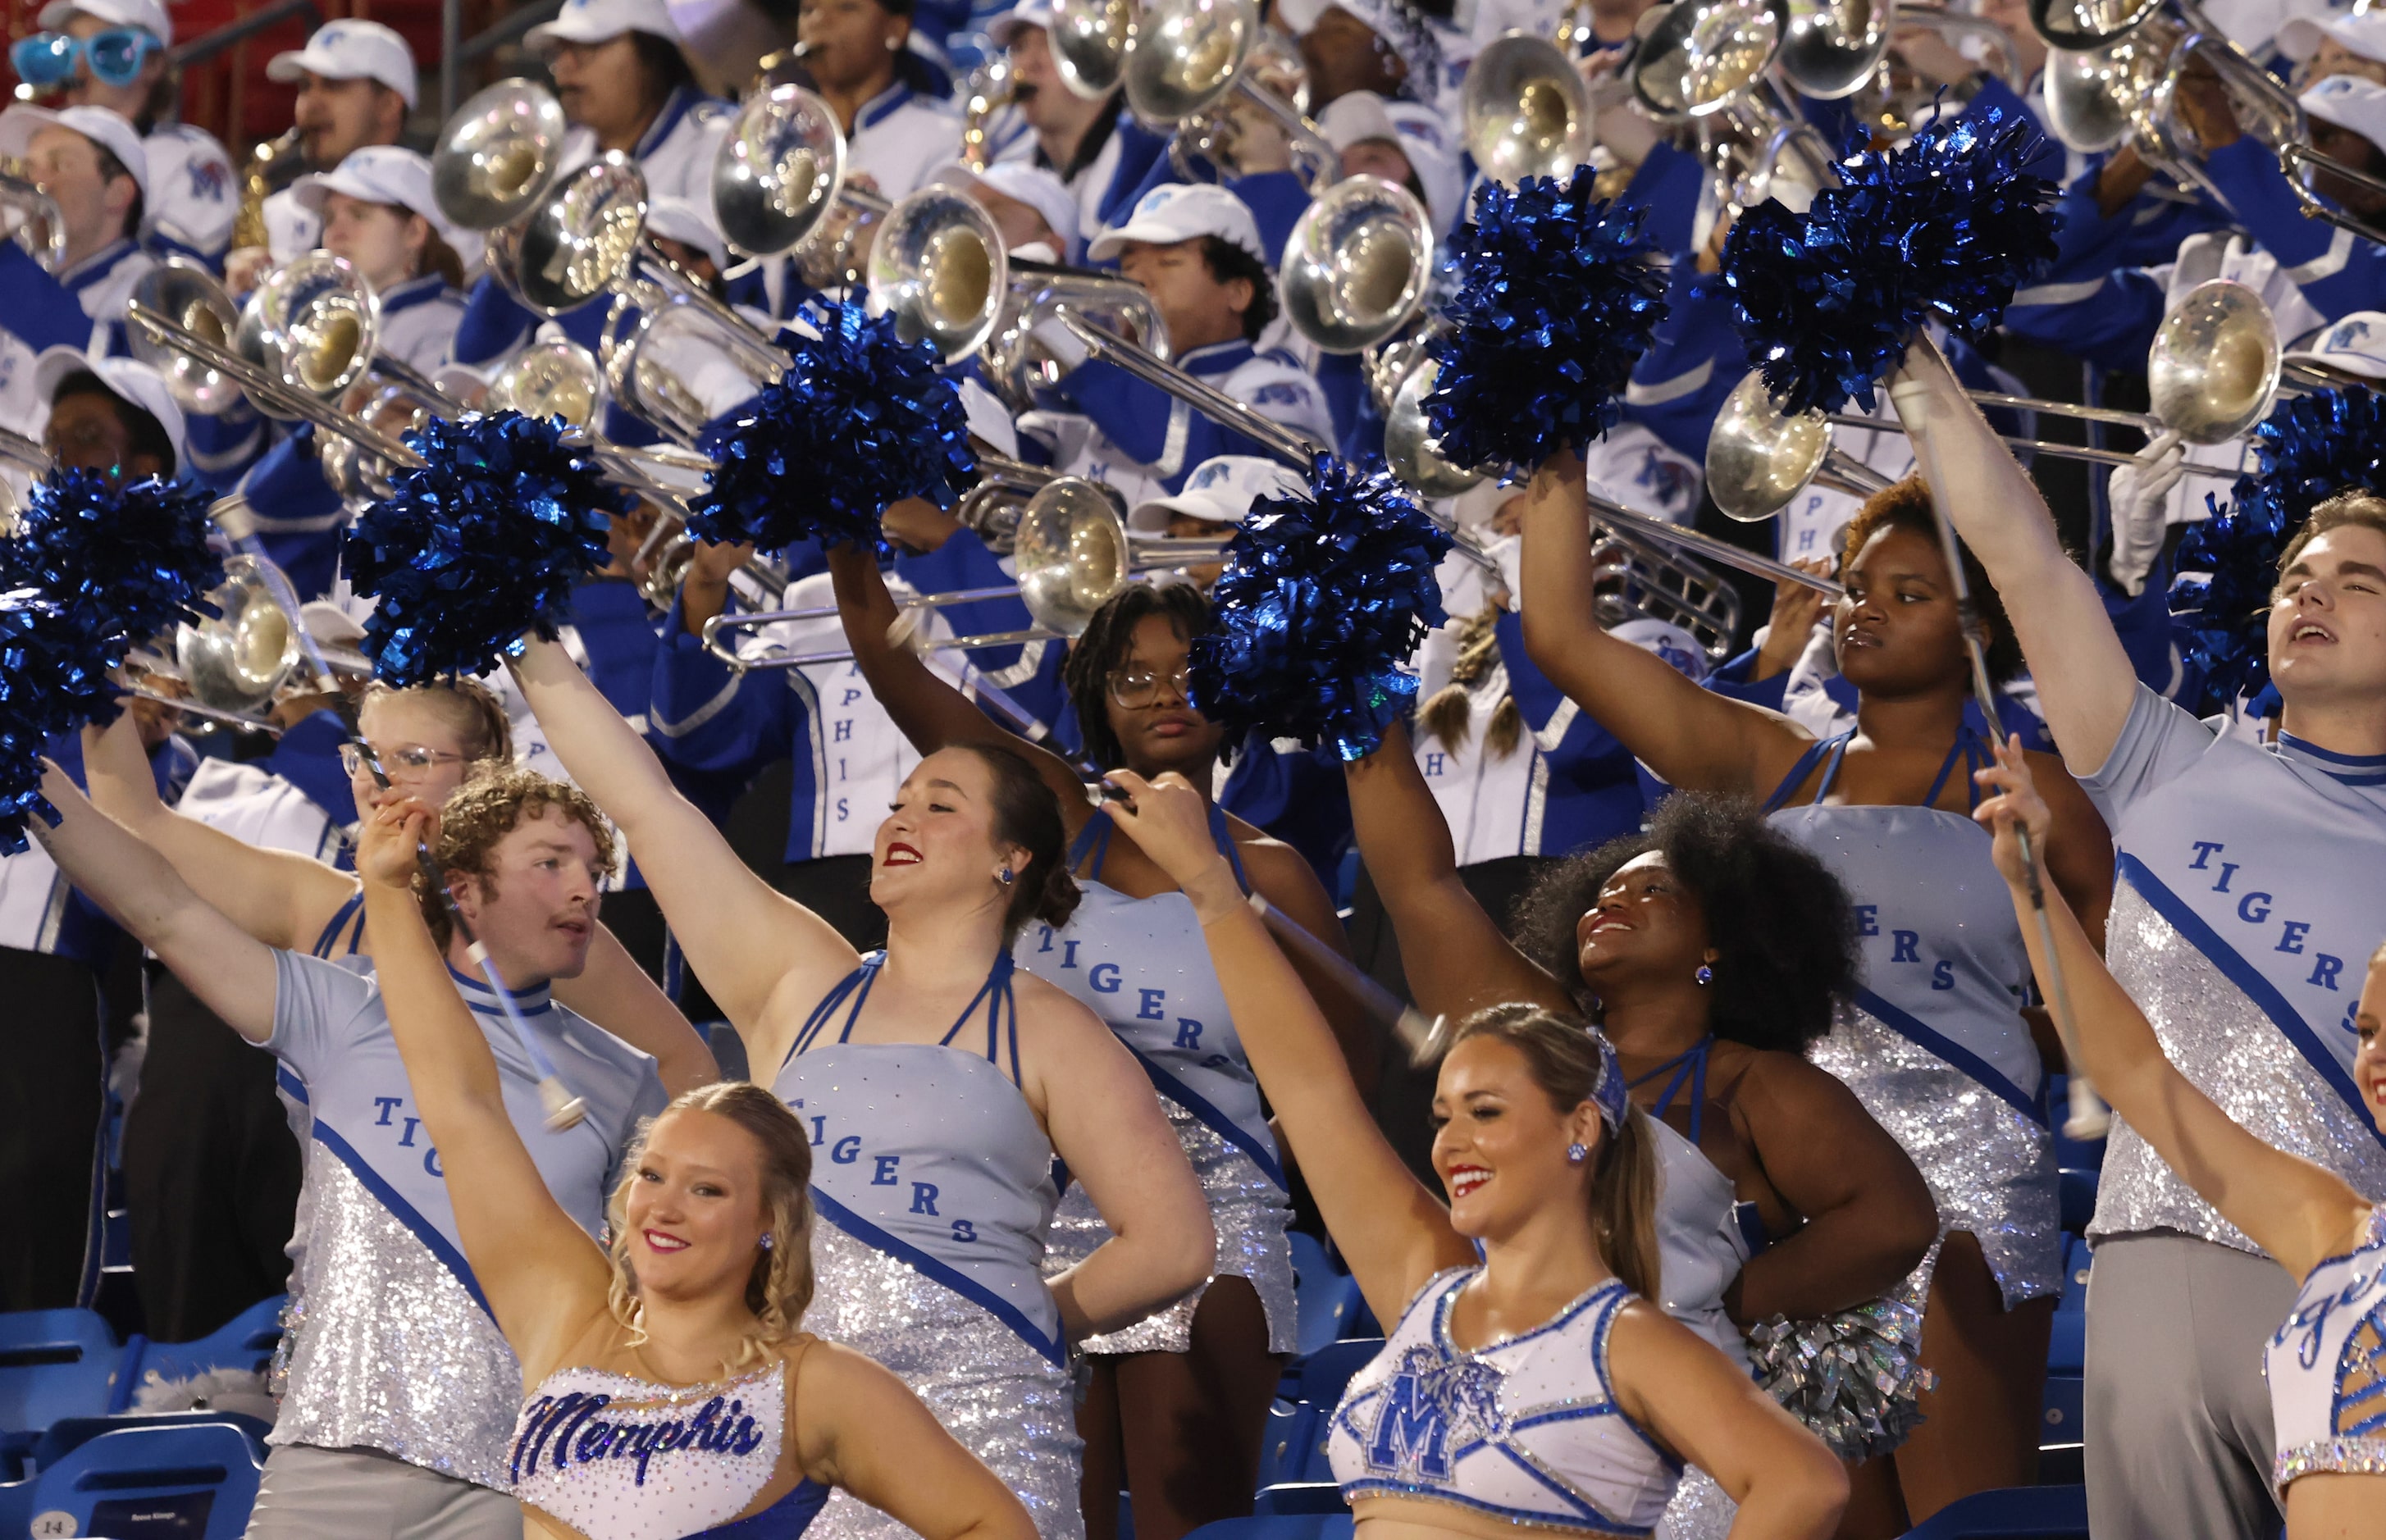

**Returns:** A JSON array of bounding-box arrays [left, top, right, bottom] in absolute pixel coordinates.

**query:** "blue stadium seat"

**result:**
[[1899, 1484, 2088, 1538], [1259, 1402, 1326, 1488], [2042, 1374, 2084, 1446], [1252, 1482, 1346, 1515], [25, 1421, 262, 1540], [2056, 1236, 2092, 1314], [0, 1473, 31, 1535], [2046, 1314, 2084, 1377], [1284, 1339, 1382, 1409], [29, 1410, 271, 1478], [0, 1310, 127, 1438], [1289, 1234, 1362, 1358], [2056, 1169, 2099, 1237], [1183, 1515, 1354, 1540], [122, 1295, 285, 1387]]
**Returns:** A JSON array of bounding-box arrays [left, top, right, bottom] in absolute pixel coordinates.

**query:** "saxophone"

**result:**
[[960, 55, 1016, 171], [230, 126, 304, 252]]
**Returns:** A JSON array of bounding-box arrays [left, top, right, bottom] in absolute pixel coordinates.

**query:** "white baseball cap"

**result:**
[[36, 0, 169, 45], [1612, 617, 1711, 682], [2301, 71, 2386, 148], [1273, 0, 1440, 75], [2287, 311, 2386, 378], [527, 0, 685, 52], [1129, 454, 1303, 530], [930, 160, 1082, 256], [294, 145, 478, 257], [2279, 6, 2386, 62], [1088, 182, 1263, 262], [988, 0, 1057, 48], [1317, 90, 1462, 234], [267, 20, 420, 109], [0, 103, 148, 203], [645, 194, 728, 270], [34, 348, 186, 474]]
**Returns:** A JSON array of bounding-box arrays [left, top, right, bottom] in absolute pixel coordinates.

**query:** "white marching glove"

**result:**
[[1029, 314, 1093, 374], [2106, 430, 2184, 598]]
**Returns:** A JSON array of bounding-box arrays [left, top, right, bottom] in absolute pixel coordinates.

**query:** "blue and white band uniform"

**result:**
[[1328, 1269, 1681, 1535], [264, 950, 665, 1491], [142, 121, 237, 262], [2269, 1202, 2386, 1489], [775, 951, 1084, 1540], [1763, 720, 2062, 1309], [2082, 684, 2386, 1248], [559, 84, 732, 207], [845, 82, 963, 203], [1019, 804, 1298, 1356]]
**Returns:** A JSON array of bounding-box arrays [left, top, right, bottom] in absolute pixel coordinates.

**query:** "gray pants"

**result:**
[[245, 1445, 522, 1540], [2085, 1232, 2298, 1540]]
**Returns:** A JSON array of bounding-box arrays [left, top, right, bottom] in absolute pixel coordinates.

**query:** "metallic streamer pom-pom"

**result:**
[[1747, 1299, 1936, 1461]]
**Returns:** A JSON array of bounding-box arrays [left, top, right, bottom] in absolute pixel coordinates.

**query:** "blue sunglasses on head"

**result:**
[[10, 26, 159, 89]]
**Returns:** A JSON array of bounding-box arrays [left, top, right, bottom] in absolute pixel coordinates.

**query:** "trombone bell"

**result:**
[[235, 252, 379, 417], [514, 155, 650, 315], [714, 84, 848, 259], [175, 557, 300, 716], [129, 259, 244, 415], [1632, 0, 1790, 121], [1778, 0, 1889, 102], [1124, 0, 1259, 125], [868, 186, 1008, 362], [1460, 34, 1595, 187], [1385, 357, 1486, 497], [431, 79, 571, 230], [2147, 278, 2281, 447], [1279, 176, 1435, 355], [1051, 0, 1134, 98], [1015, 478, 1134, 636], [1707, 368, 1832, 521]]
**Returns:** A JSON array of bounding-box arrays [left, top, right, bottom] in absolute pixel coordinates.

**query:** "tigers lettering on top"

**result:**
[[1026, 923, 1230, 1062], [790, 1096, 984, 1244], [2180, 838, 2359, 1027]]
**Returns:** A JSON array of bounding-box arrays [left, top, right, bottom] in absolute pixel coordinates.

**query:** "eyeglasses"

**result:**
[[1109, 665, 1193, 709], [339, 742, 470, 779], [10, 28, 159, 89]]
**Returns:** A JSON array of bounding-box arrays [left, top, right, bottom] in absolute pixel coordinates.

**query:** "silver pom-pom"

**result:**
[[1747, 1300, 1936, 1460]]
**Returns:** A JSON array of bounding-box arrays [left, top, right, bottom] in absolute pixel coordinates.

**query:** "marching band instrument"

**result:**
[[431, 78, 573, 231], [961, 54, 1019, 171], [1460, 33, 1594, 188], [1277, 176, 1436, 354], [2282, 139, 2386, 248], [981, 262, 1175, 412], [0, 422, 50, 532], [1633, 0, 1843, 216], [1125, 0, 1340, 190], [231, 125, 304, 253], [129, 260, 247, 415], [1049, 0, 1134, 97], [2, 169, 66, 271], [1163, 29, 1340, 193]]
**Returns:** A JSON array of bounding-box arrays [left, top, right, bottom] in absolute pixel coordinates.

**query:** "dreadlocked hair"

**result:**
[[1417, 605, 1521, 758], [1061, 579, 1213, 770]]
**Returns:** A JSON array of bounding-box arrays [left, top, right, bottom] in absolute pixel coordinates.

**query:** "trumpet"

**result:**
[[1125, 0, 1341, 192], [1162, 27, 1341, 194], [2, 169, 66, 271], [1632, 0, 1845, 216]]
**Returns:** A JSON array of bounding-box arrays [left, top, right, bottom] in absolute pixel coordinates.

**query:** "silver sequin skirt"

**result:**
[[1809, 1005, 2061, 1308], [1042, 1105, 1297, 1356], [805, 1222, 1084, 1540], [1654, 1464, 1735, 1540]]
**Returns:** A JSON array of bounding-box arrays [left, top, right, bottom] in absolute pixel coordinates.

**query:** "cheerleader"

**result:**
[[1972, 737, 2386, 1540], [336, 792, 1042, 1540], [1517, 464, 2115, 1529], [1891, 347, 2386, 1538], [507, 633, 1212, 1540], [1097, 768, 1853, 1538], [830, 553, 1369, 1540]]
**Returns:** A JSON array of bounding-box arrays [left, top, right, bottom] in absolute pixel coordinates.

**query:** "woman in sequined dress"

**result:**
[[828, 557, 1372, 1540], [348, 795, 1045, 1540], [1517, 466, 2114, 1528], [1347, 733, 1938, 1531], [508, 635, 1214, 1540], [1972, 735, 2386, 1539], [1096, 767, 1854, 1539]]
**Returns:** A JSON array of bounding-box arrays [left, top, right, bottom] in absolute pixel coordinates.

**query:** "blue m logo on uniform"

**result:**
[[1364, 1348, 1507, 1482]]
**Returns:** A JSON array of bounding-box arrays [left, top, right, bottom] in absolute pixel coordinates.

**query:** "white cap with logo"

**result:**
[[35, 0, 168, 45], [2301, 72, 2386, 150], [267, 20, 420, 109], [0, 103, 148, 202], [294, 145, 479, 263], [2287, 311, 2386, 379], [931, 160, 1082, 257], [1129, 453, 1303, 531], [2279, 5, 2386, 62], [34, 347, 187, 474], [988, 0, 1058, 47], [1088, 182, 1263, 262], [527, 0, 685, 52]]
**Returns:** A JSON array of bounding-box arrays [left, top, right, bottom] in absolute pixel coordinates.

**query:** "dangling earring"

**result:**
[[1566, 1142, 1588, 1164], [996, 867, 1016, 886], [1695, 964, 1713, 986], [759, 1232, 775, 1251], [884, 34, 901, 48]]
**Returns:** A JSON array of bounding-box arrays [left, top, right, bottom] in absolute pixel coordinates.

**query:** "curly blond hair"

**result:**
[[604, 1083, 817, 1373], [416, 768, 618, 946]]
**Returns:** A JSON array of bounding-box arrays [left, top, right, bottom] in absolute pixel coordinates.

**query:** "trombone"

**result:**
[[2, 169, 66, 271], [1047, 0, 1132, 97], [1460, 32, 1593, 189], [1631, 0, 1844, 217]]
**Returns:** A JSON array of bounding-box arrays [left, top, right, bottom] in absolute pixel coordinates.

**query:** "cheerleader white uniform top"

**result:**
[[512, 1351, 830, 1538], [1761, 718, 2060, 1307], [773, 951, 1084, 1540], [1631, 1040, 1755, 1372], [1328, 1271, 1681, 1533], [2270, 1204, 2386, 1488], [1016, 805, 1297, 1355], [2081, 685, 2386, 1251]]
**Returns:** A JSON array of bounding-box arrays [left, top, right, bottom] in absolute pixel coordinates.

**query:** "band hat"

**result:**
[[1316, 89, 1462, 233], [2286, 311, 2386, 379], [267, 21, 420, 109], [1129, 453, 1302, 530], [34, 347, 186, 474], [0, 104, 148, 202], [2278, 6, 2386, 62], [2301, 72, 2386, 148], [1273, 0, 1440, 75], [1088, 181, 1263, 262], [1317, 88, 1403, 151], [293, 145, 481, 265], [988, 0, 1058, 48], [929, 160, 1082, 256], [35, 0, 168, 46], [527, 0, 686, 52]]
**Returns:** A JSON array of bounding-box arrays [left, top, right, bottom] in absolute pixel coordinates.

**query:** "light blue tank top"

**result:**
[[774, 951, 1065, 1363], [1014, 804, 1284, 1187], [1762, 722, 2046, 1122]]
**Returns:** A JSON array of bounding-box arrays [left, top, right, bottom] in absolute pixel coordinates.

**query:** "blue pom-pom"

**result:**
[[1722, 106, 2059, 416], [1189, 455, 1453, 761], [687, 299, 977, 557], [343, 412, 625, 686], [10, 469, 219, 651], [0, 586, 121, 854], [1422, 166, 1669, 472], [2174, 385, 2386, 710]]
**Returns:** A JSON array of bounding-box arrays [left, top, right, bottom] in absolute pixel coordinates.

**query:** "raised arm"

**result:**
[[354, 800, 614, 1378], [32, 760, 280, 1041], [1024, 991, 1216, 1337], [507, 636, 859, 1068], [1100, 770, 1476, 1328], [80, 711, 356, 950], [1517, 450, 1803, 795], [1887, 336, 2140, 772], [1345, 720, 1572, 1021], [558, 927, 719, 1096], [1973, 736, 2370, 1278]]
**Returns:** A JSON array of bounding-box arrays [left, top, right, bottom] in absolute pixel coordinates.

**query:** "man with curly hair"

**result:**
[[24, 760, 666, 1540]]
